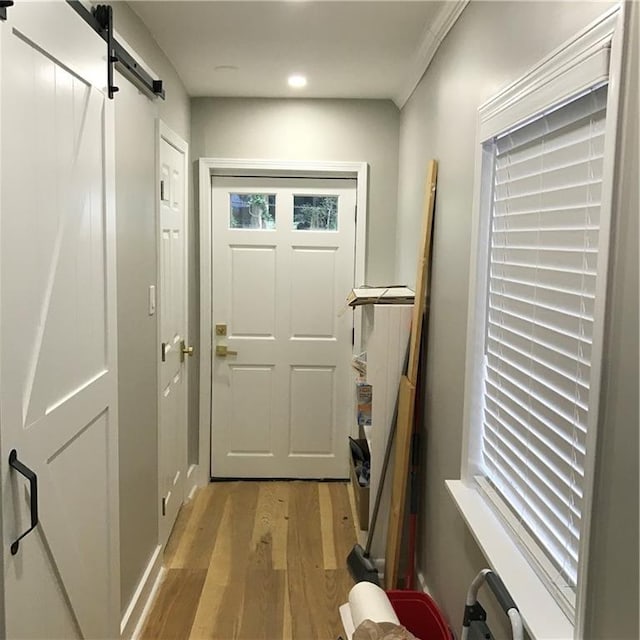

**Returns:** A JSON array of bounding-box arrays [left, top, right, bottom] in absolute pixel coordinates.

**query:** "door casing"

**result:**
[[197, 159, 368, 484]]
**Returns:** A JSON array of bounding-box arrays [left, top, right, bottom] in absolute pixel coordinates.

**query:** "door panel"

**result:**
[[289, 366, 335, 454], [230, 245, 277, 336], [211, 177, 355, 478], [158, 134, 188, 544], [229, 366, 275, 454], [1, 4, 119, 638], [290, 248, 338, 337]]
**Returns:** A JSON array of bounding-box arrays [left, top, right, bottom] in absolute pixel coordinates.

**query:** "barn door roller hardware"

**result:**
[[67, 1, 165, 100], [0, 1, 14, 22]]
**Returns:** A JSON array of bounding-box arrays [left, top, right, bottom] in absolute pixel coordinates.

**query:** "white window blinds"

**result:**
[[481, 85, 608, 602]]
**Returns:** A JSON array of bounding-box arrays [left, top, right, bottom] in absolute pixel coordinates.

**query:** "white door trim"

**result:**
[[156, 120, 190, 544], [197, 158, 368, 485], [0, 21, 5, 635]]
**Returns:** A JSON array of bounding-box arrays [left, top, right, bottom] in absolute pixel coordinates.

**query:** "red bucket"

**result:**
[[386, 590, 452, 640]]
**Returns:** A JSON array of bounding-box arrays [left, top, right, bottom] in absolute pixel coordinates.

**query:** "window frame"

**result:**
[[455, 5, 625, 638]]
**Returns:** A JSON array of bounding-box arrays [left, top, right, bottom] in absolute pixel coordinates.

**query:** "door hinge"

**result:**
[[0, 1, 13, 21], [160, 180, 165, 201], [161, 342, 167, 362], [161, 497, 166, 517]]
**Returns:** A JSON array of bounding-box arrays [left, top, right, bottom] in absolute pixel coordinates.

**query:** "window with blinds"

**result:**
[[479, 85, 608, 611]]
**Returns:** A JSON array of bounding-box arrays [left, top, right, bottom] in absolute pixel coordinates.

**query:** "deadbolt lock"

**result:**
[[215, 323, 227, 336]]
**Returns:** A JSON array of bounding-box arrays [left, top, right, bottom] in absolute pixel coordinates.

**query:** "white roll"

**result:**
[[348, 582, 400, 628]]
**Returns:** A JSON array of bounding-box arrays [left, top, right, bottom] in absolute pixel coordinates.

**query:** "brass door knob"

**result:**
[[180, 340, 194, 362]]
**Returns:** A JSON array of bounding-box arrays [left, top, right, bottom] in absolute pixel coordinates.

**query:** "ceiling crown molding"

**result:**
[[394, 0, 469, 109]]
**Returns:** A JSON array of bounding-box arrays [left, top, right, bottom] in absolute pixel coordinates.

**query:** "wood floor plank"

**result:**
[[282, 574, 293, 640], [324, 569, 353, 637], [346, 481, 359, 534], [189, 489, 235, 638], [189, 585, 227, 640], [318, 483, 338, 570], [205, 482, 260, 639], [287, 482, 345, 639], [250, 482, 290, 571], [164, 494, 197, 568], [140, 569, 207, 640], [146, 481, 356, 640], [238, 569, 286, 640], [328, 481, 358, 561], [171, 483, 232, 570]]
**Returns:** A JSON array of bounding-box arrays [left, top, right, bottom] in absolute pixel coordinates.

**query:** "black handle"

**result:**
[[485, 571, 518, 614], [9, 449, 39, 555]]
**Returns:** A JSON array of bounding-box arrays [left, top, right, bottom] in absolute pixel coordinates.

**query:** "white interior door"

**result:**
[[0, 4, 120, 638], [158, 129, 189, 543], [211, 177, 356, 478]]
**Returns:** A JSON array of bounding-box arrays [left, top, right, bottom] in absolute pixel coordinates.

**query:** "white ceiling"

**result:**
[[131, 1, 453, 105]]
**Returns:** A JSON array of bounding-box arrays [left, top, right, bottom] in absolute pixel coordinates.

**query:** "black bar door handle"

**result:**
[[8, 449, 38, 555]]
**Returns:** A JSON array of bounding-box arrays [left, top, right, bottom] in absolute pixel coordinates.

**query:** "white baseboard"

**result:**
[[186, 465, 199, 501], [120, 544, 165, 640], [416, 569, 433, 596], [186, 463, 205, 501]]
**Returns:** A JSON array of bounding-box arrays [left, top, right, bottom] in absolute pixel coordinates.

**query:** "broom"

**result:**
[[347, 344, 410, 585]]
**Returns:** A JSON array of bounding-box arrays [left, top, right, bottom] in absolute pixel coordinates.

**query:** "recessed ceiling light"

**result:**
[[288, 74, 307, 88]]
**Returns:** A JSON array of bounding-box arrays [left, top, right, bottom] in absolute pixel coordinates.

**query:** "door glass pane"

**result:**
[[293, 195, 338, 230], [230, 194, 276, 229]]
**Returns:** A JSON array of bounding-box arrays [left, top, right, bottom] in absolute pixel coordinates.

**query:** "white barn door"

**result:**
[[211, 177, 356, 478], [0, 4, 120, 638]]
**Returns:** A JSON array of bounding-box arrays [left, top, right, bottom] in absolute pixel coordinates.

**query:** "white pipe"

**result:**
[[463, 570, 524, 640], [508, 608, 524, 640], [462, 569, 491, 640], [465, 568, 492, 606]]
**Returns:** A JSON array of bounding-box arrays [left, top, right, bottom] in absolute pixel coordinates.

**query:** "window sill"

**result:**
[[446, 480, 574, 640]]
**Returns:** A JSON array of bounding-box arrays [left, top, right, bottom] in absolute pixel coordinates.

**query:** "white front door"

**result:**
[[0, 4, 120, 638], [211, 177, 356, 478], [158, 128, 189, 544]]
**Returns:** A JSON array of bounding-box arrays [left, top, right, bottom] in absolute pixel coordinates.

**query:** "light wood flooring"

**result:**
[[140, 481, 358, 640]]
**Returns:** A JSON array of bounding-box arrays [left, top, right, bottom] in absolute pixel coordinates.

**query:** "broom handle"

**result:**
[[364, 340, 410, 555]]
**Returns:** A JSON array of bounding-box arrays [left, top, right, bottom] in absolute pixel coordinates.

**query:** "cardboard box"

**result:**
[[356, 383, 372, 427], [349, 438, 370, 530], [346, 286, 415, 307]]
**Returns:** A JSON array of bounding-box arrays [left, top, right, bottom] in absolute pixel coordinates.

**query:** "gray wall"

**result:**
[[190, 100, 400, 467], [114, 78, 159, 616], [112, 2, 191, 614], [396, 1, 638, 638], [191, 98, 400, 285], [114, 3, 190, 141], [113, 2, 199, 472]]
